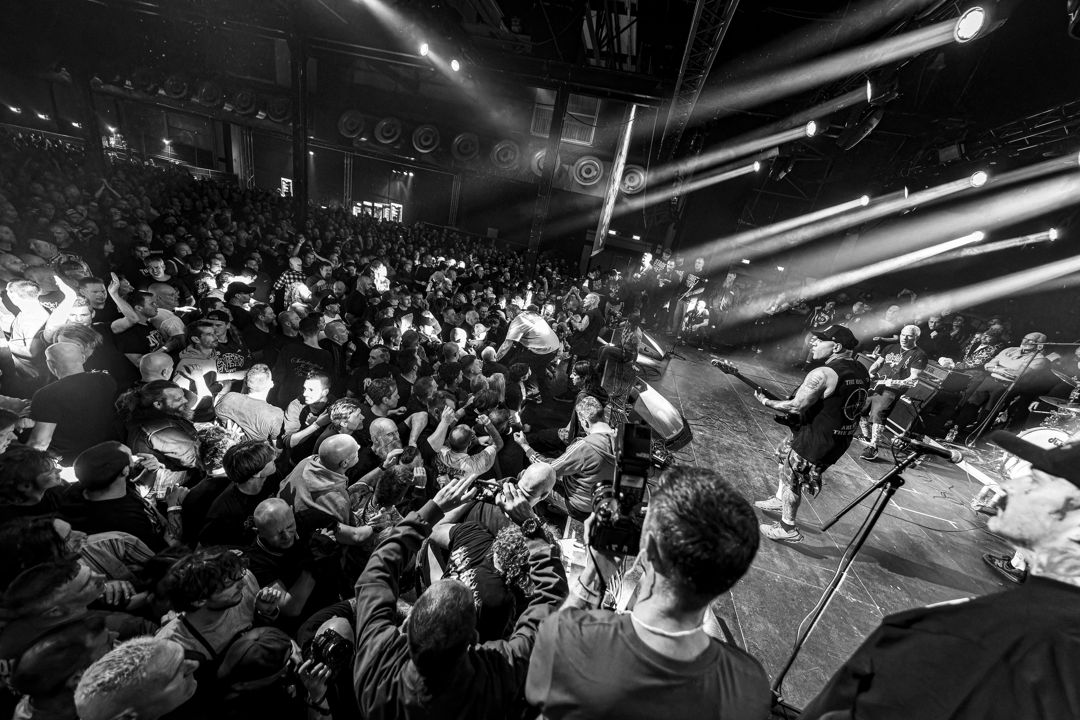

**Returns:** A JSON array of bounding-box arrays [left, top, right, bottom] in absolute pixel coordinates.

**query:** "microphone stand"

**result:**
[[771, 448, 926, 708]]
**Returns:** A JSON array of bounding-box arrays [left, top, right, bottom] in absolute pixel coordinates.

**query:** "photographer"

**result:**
[[353, 474, 568, 719], [525, 466, 770, 719]]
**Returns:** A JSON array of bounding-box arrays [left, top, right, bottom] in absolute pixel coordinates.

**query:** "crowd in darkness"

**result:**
[[1, 128, 1078, 720]]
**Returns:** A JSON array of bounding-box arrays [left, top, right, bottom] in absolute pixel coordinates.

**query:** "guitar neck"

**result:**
[[731, 372, 782, 402]]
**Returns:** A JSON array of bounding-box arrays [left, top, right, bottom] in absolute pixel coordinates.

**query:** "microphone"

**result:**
[[891, 436, 964, 464]]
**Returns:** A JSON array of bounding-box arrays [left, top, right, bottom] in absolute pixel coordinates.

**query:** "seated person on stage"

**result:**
[[949, 332, 1049, 435], [800, 431, 1080, 720], [859, 325, 927, 461], [679, 299, 711, 349]]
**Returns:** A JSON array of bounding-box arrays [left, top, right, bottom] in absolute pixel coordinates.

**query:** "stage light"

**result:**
[[162, 138, 171, 145], [969, 170, 989, 187], [954, 6, 986, 43], [805, 120, 818, 137], [7, 106, 20, 114], [419, 42, 430, 56], [71, 121, 81, 129], [866, 79, 873, 103], [1049, 227, 1059, 241], [106, 125, 116, 133], [450, 59, 461, 72], [632, 234, 641, 240], [859, 195, 870, 206], [777, 265, 785, 272], [753, 161, 762, 172], [741, 259, 751, 264], [36, 112, 49, 120], [308, 150, 314, 156]]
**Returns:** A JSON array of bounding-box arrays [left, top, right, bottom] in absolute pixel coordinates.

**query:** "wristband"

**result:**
[[167, 506, 182, 513]]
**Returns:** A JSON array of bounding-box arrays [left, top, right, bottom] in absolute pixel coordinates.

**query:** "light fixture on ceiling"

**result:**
[[450, 59, 461, 72], [954, 6, 987, 43], [419, 42, 430, 56]]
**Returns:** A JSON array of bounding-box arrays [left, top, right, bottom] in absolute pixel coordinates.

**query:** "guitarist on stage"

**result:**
[[753, 324, 870, 542]]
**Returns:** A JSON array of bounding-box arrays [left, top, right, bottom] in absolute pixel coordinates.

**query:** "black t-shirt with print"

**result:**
[[877, 343, 929, 382], [114, 322, 164, 356], [445, 522, 521, 642]]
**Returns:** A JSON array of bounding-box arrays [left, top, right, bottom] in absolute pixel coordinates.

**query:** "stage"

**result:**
[[647, 346, 1012, 709]]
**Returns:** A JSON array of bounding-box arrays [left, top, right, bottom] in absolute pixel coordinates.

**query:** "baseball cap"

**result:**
[[812, 324, 859, 350], [217, 627, 293, 691], [989, 431, 1080, 487], [74, 442, 130, 484]]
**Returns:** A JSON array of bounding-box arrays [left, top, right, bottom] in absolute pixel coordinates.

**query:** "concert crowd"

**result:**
[[0, 128, 1077, 720]]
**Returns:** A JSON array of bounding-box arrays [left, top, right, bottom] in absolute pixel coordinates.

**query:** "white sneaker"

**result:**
[[760, 522, 803, 543]]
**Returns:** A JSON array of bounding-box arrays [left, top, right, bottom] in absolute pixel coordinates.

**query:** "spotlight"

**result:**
[[741, 259, 751, 264], [777, 265, 785, 272], [954, 6, 986, 43], [106, 125, 116, 133], [859, 195, 870, 206], [805, 120, 818, 137], [419, 42, 430, 56], [632, 234, 641, 240], [866, 79, 873, 103], [450, 59, 461, 72], [162, 138, 171, 145], [308, 150, 314, 156], [969, 170, 989, 187], [1049, 227, 1059, 241], [608, 230, 616, 235], [36, 112, 49, 120], [753, 161, 761, 172], [7, 106, 21, 114], [71, 121, 81, 129]]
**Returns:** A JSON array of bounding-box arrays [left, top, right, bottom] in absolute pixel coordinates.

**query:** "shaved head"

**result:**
[[318, 434, 360, 471], [139, 352, 175, 382], [518, 462, 556, 505], [45, 342, 85, 377]]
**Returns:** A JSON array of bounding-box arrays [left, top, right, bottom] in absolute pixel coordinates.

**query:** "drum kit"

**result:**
[[970, 372, 1080, 515]]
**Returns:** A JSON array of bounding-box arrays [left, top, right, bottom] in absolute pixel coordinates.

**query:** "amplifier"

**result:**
[[885, 397, 925, 436], [920, 364, 971, 392]]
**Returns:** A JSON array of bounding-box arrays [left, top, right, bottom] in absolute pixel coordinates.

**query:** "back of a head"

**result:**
[[0, 445, 58, 504], [518, 462, 556, 503], [298, 315, 321, 338], [647, 466, 759, 609], [1, 557, 83, 618], [139, 352, 175, 381], [76, 637, 193, 720], [163, 547, 247, 612], [244, 364, 273, 394], [407, 579, 476, 680], [447, 425, 474, 453]]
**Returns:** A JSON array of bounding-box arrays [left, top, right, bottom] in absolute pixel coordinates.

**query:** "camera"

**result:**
[[472, 477, 501, 503], [303, 629, 354, 676], [589, 421, 653, 555]]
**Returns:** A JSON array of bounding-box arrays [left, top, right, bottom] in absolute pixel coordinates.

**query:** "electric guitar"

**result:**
[[710, 359, 802, 430]]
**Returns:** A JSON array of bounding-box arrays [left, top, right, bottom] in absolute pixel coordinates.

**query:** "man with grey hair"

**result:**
[[859, 324, 927, 461], [801, 431, 1080, 719], [950, 331, 1050, 437], [75, 637, 199, 720]]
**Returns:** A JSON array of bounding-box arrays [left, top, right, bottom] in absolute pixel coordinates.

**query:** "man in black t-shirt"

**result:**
[[28, 343, 120, 465], [111, 291, 164, 366], [859, 325, 928, 461], [198, 441, 278, 548], [271, 316, 333, 409]]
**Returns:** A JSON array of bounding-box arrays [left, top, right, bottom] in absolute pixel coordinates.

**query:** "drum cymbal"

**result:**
[[1039, 396, 1080, 411], [1052, 369, 1078, 387]]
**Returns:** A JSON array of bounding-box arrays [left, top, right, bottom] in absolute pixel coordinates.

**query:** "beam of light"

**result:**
[[711, 151, 1080, 265], [592, 104, 637, 256], [698, 194, 870, 259], [797, 231, 986, 302], [710, 0, 946, 83], [905, 228, 1059, 270], [907, 253, 1080, 322], [707, 20, 964, 120], [719, 171, 1080, 328], [649, 123, 813, 185]]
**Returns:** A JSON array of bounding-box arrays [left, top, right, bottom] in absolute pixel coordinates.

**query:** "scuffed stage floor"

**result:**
[[651, 347, 1011, 709]]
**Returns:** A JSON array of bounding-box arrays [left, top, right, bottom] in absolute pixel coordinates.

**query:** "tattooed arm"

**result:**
[[756, 367, 835, 415]]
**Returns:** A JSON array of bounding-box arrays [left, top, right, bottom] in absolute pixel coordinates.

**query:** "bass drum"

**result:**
[[1000, 426, 1074, 478]]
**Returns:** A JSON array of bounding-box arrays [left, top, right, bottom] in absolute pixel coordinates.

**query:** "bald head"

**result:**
[[253, 497, 291, 528], [45, 342, 85, 377], [480, 346, 496, 362], [518, 462, 556, 505], [319, 434, 360, 472], [139, 352, 175, 382]]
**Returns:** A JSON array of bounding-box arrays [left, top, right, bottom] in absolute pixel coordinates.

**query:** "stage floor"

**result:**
[[651, 347, 1014, 708]]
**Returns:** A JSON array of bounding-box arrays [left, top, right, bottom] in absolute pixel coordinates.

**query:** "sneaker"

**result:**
[[754, 497, 784, 513], [760, 522, 803, 543], [859, 446, 879, 461], [982, 553, 1027, 584]]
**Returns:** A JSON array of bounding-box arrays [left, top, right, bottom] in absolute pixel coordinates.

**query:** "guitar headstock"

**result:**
[[710, 358, 738, 375]]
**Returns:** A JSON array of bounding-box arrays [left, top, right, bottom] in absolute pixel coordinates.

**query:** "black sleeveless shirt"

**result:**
[[792, 357, 870, 465]]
